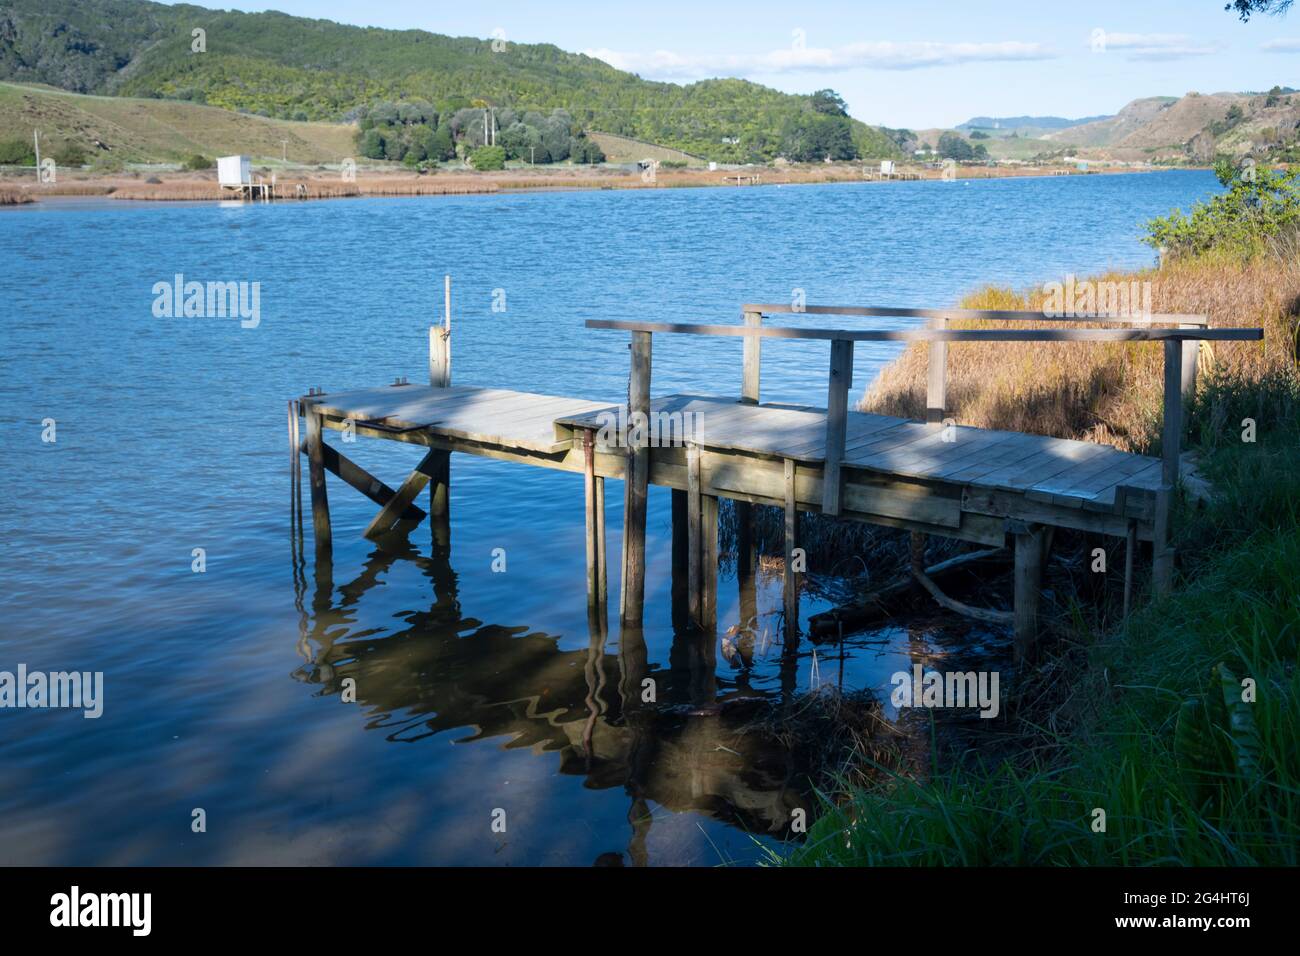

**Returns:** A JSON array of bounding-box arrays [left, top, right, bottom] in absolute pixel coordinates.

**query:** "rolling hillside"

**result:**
[[1046, 91, 1300, 159], [0, 81, 355, 163], [0, 0, 902, 163]]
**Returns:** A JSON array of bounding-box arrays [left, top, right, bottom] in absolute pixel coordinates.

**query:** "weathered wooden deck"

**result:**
[[291, 300, 1262, 659]]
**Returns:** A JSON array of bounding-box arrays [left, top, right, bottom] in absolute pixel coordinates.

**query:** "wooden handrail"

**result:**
[[742, 302, 1209, 326], [587, 317, 1263, 531], [584, 319, 1258, 342]]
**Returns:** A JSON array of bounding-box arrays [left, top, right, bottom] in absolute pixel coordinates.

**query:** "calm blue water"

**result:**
[[0, 171, 1218, 865]]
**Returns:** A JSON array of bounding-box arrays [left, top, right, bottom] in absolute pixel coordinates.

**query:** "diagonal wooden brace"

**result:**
[[363, 449, 442, 539], [299, 440, 426, 522]]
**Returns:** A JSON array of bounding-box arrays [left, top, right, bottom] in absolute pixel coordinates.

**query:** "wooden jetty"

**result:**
[[292, 300, 1261, 659]]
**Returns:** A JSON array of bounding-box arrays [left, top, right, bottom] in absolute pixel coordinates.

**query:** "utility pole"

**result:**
[[282, 139, 288, 162], [530, 146, 535, 165], [33, 130, 40, 181]]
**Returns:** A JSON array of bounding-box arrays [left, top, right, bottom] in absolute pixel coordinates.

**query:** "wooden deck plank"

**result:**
[[1032, 449, 1158, 507], [979, 441, 1115, 493]]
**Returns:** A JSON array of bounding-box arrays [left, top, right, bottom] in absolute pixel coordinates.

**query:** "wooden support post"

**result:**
[[595, 472, 607, 616], [909, 531, 926, 594], [428, 450, 450, 518], [1179, 324, 1199, 400], [734, 313, 756, 591], [1123, 519, 1136, 620], [305, 402, 332, 560], [1153, 338, 1182, 597], [783, 458, 801, 636], [292, 400, 302, 513], [583, 429, 607, 621], [741, 309, 761, 405], [1013, 524, 1045, 660], [822, 338, 853, 516], [671, 488, 688, 629], [701, 493, 718, 634], [926, 315, 948, 424], [621, 330, 652, 628], [363, 448, 441, 539], [298, 439, 426, 520], [686, 443, 703, 626]]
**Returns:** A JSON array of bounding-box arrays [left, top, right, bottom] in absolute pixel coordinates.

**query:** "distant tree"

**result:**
[[779, 112, 857, 161], [0, 139, 36, 165], [183, 153, 212, 170], [469, 145, 506, 170], [499, 121, 542, 161], [809, 89, 849, 116], [969, 130, 989, 139], [359, 128, 386, 160], [1226, 0, 1292, 19], [938, 131, 976, 160], [383, 136, 407, 162], [571, 137, 605, 164], [421, 125, 455, 161]]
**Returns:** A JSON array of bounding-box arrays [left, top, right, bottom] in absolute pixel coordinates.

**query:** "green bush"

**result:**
[[468, 145, 506, 171], [0, 138, 36, 165], [1146, 164, 1300, 259], [52, 143, 89, 166], [183, 154, 212, 170]]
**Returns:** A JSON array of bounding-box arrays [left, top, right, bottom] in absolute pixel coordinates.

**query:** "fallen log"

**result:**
[[808, 547, 1009, 638]]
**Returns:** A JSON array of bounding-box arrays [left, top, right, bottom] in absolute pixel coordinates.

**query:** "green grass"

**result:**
[[0, 82, 356, 164], [779, 371, 1300, 866]]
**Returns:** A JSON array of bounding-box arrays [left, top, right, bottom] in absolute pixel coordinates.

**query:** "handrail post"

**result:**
[[741, 309, 761, 404], [821, 338, 853, 516], [926, 315, 947, 424], [1179, 322, 1199, 400], [621, 330, 652, 627], [1154, 337, 1183, 596]]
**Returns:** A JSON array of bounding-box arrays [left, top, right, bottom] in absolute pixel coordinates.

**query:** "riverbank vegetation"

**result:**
[[779, 164, 1300, 866]]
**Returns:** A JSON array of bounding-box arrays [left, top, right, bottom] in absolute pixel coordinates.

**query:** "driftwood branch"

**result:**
[[809, 547, 1009, 638], [911, 565, 1015, 626]]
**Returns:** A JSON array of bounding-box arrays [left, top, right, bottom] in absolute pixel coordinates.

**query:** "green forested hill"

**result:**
[[0, 0, 903, 162]]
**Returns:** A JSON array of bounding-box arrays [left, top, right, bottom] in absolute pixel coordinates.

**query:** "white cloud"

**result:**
[[582, 40, 1056, 80], [1261, 38, 1300, 52], [1093, 32, 1221, 60]]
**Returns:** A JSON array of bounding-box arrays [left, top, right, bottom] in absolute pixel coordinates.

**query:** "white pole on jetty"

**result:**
[[428, 275, 453, 521], [429, 274, 451, 387]]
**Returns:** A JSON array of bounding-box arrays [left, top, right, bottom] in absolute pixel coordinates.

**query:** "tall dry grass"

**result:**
[[860, 253, 1300, 453], [0, 186, 34, 204]]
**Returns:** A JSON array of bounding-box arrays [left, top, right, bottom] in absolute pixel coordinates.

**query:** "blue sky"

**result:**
[[168, 1, 1298, 127]]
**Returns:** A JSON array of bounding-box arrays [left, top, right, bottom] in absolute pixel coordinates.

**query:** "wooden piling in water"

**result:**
[[428, 275, 453, 519], [620, 330, 651, 628], [1012, 523, 1045, 660], [583, 429, 608, 622], [821, 339, 853, 516], [671, 488, 688, 630], [783, 457, 800, 636], [701, 493, 718, 633], [686, 443, 703, 625], [305, 401, 332, 560]]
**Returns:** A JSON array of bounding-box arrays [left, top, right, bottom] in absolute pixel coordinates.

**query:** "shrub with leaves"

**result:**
[[1145, 164, 1300, 259]]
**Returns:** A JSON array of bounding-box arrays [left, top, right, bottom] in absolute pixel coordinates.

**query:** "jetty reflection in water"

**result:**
[[285, 511, 843, 865]]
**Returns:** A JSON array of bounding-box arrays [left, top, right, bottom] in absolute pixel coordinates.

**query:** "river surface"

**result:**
[[0, 170, 1219, 865]]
